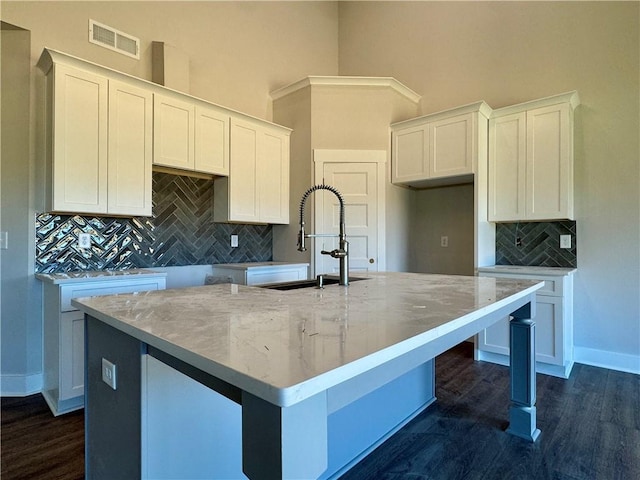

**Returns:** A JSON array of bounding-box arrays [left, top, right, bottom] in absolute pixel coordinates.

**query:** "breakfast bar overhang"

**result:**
[[73, 272, 543, 480]]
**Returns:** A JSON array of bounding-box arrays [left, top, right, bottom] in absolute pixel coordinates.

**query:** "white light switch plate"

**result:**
[[560, 235, 571, 249], [230, 234, 239, 248], [102, 358, 117, 390]]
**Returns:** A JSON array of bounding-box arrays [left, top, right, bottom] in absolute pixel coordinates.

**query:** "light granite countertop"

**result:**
[[72, 272, 542, 407], [211, 262, 309, 270], [477, 265, 576, 276], [36, 268, 167, 284]]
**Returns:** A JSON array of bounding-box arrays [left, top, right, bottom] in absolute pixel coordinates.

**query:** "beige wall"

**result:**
[[2, 1, 339, 120], [339, 1, 640, 364]]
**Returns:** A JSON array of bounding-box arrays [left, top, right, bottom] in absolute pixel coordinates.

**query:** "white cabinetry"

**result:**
[[391, 102, 492, 188], [38, 51, 153, 216], [108, 80, 153, 216], [214, 117, 290, 224], [488, 91, 579, 222], [476, 266, 575, 378], [153, 94, 230, 176], [210, 262, 308, 285], [38, 271, 166, 415]]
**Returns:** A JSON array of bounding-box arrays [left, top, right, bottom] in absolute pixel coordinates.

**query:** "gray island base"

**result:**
[[73, 272, 543, 480]]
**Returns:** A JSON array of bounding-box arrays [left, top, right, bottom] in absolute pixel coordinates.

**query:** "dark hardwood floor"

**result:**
[[1, 343, 638, 479]]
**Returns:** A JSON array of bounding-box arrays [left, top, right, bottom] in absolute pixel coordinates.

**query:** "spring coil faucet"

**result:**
[[297, 184, 349, 286]]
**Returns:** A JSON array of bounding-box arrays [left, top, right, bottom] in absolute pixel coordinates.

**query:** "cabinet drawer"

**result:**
[[479, 272, 563, 297], [60, 278, 165, 312]]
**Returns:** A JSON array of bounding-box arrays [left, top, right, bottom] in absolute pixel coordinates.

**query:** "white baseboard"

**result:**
[[0, 373, 43, 397], [574, 346, 640, 375]]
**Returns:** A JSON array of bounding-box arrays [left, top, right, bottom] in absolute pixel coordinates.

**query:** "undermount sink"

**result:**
[[259, 276, 367, 291]]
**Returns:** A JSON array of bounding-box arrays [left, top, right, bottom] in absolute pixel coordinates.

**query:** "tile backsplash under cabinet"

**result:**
[[35, 173, 272, 273], [495, 221, 577, 268]]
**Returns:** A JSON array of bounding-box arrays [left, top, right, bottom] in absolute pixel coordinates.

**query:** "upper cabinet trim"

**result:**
[[391, 100, 493, 129], [37, 48, 291, 134], [270, 76, 421, 104], [490, 91, 580, 118]]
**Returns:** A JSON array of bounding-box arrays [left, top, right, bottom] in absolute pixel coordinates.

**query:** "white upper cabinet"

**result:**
[[152, 95, 231, 176], [39, 53, 153, 216], [153, 94, 195, 171], [391, 102, 491, 188], [49, 63, 109, 214], [195, 105, 229, 175], [108, 80, 153, 216], [488, 91, 579, 222], [214, 117, 290, 224]]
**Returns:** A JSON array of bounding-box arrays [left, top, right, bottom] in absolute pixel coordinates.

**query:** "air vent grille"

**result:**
[[89, 20, 139, 59]]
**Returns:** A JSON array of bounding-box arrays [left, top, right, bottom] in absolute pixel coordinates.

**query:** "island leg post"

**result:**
[[241, 390, 328, 480], [507, 300, 541, 442]]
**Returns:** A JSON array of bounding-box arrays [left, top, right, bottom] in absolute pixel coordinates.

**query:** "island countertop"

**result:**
[[71, 272, 542, 407]]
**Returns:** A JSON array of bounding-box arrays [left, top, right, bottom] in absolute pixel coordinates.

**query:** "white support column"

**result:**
[[507, 300, 541, 442], [242, 390, 328, 480]]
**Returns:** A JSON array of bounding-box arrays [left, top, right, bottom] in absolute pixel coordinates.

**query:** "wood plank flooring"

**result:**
[[1, 343, 638, 479]]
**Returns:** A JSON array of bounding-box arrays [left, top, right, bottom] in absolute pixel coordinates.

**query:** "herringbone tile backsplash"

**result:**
[[35, 173, 272, 273], [496, 221, 577, 267]]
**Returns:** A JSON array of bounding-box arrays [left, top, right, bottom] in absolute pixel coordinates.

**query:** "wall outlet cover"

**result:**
[[101, 358, 117, 390], [560, 235, 572, 249], [230, 234, 239, 248], [78, 233, 92, 249], [440, 236, 449, 248]]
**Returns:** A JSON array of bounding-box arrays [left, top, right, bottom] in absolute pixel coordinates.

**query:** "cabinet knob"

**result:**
[[369, 258, 375, 264]]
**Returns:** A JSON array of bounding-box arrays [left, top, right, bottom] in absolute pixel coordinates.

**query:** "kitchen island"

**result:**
[[72, 272, 543, 480]]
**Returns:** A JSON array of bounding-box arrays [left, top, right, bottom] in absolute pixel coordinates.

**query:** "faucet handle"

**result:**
[[321, 249, 346, 259]]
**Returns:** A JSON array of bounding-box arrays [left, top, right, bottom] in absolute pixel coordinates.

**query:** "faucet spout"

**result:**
[[298, 184, 349, 286]]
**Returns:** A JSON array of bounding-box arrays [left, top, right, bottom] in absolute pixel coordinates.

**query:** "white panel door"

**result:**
[[315, 162, 379, 275]]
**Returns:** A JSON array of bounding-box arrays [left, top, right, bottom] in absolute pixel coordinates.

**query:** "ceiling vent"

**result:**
[[89, 20, 139, 59]]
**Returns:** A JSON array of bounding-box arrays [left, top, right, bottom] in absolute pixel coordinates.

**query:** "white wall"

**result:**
[[339, 1, 640, 371]]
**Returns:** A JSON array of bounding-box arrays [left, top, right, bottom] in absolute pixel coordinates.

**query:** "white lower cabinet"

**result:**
[[210, 262, 309, 286], [39, 271, 166, 415], [475, 266, 575, 378]]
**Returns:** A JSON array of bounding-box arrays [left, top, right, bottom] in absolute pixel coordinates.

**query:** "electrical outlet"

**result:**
[[230, 234, 239, 248], [560, 235, 572, 249], [0, 231, 7, 250], [78, 233, 92, 249], [440, 236, 449, 248], [101, 358, 117, 390]]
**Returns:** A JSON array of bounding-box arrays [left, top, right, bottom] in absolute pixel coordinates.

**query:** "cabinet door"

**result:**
[[391, 124, 428, 184], [478, 296, 563, 366], [534, 295, 564, 365], [526, 103, 573, 220], [52, 64, 108, 213], [228, 118, 260, 222], [429, 113, 474, 178], [108, 81, 153, 216], [153, 94, 195, 170], [59, 311, 85, 401], [488, 112, 526, 222], [195, 106, 229, 175], [259, 127, 289, 224]]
